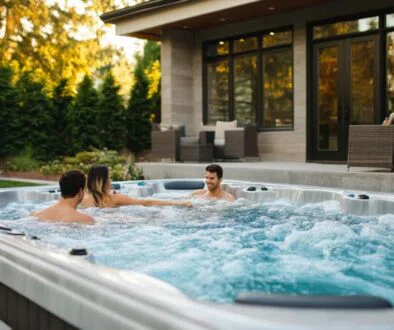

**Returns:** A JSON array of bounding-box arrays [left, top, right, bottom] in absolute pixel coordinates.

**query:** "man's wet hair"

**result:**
[[206, 164, 223, 179], [59, 170, 86, 198]]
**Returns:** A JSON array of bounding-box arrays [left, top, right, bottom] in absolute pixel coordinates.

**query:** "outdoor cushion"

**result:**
[[214, 138, 225, 146], [159, 124, 185, 137], [159, 125, 169, 131], [214, 120, 237, 146], [181, 136, 199, 144]]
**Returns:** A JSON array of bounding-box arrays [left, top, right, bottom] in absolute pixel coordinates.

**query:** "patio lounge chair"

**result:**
[[347, 125, 394, 171]]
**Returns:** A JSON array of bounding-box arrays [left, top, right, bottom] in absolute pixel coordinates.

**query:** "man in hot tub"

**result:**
[[192, 164, 235, 201], [32, 170, 94, 224]]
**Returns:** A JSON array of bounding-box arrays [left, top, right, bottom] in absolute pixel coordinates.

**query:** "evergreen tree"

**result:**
[[99, 72, 127, 151], [52, 79, 73, 156], [68, 75, 101, 154], [126, 41, 161, 153], [126, 55, 152, 153], [0, 66, 20, 157], [143, 41, 161, 123], [15, 72, 57, 161], [142, 41, 160, 68]]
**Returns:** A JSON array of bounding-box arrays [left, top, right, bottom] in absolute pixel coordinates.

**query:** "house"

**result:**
[[101, 0, 394, 162]]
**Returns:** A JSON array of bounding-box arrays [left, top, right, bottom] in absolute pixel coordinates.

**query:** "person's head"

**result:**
[[205, 164, 223, 192], [59, 170, 86, 201], [87, 165, 110, 207]]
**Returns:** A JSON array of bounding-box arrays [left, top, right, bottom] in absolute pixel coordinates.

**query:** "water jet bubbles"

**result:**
[[378, 214, 394, 229], [1, 196, 393, 304], [296, 200, 342, 220]]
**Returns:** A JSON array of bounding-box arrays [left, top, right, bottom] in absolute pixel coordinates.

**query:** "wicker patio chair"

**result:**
[[224, 125, 258, 159], [347, 125, 394, 171], [200, 122, 258, 160], [151, 129, 180, 161]]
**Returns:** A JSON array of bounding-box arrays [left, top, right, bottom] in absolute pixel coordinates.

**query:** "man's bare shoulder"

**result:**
[[31, 206, 53, 219], [34, 208, 94, 224], [221, 191, 235, 202], [192, 189, 207, 196], [71, 211, 95, 224]]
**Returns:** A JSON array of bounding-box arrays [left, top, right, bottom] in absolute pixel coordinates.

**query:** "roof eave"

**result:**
[[100, 0, 190, 24]]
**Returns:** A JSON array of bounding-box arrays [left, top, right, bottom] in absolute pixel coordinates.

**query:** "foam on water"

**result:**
[[0, 193, 393, 304]]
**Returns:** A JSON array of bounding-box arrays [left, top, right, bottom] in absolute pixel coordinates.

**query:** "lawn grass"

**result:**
[[0, 180, 44, 188]]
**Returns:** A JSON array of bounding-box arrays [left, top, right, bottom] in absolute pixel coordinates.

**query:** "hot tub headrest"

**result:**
[[235, 293, 393, 309], [0, 222, 11, 231], [164, 181, 205, 190], [111, 183, 121, 190]]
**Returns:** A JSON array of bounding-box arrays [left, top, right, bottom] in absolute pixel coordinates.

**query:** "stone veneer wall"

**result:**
[[161, 29, 195, 135]]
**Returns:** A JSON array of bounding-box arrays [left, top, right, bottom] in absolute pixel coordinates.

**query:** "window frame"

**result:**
[[203, 26, 294, 131], [307, 8, 394, 127], [384, 13, 394, 117]]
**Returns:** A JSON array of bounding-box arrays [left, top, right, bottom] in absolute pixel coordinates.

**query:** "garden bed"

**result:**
[[0, 171, 60, 182]]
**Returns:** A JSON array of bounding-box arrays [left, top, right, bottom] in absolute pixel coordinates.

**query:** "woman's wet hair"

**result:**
[[59, 170, 86, 198], [206, 164, 223, 179], [87, 165, 110, 207]]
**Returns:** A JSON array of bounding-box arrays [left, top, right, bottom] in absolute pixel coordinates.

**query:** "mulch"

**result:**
[[0, 171, 60, 181]]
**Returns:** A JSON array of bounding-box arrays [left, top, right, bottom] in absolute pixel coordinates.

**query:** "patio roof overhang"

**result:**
[[100, 0, 339, 40]]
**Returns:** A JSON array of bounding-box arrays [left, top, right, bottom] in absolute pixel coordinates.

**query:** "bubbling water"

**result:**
[[1, 194, 393, 304]]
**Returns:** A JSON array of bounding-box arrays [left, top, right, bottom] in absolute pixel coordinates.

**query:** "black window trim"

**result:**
[[203, 26, 294, 131], [306, 6, 394, 161]]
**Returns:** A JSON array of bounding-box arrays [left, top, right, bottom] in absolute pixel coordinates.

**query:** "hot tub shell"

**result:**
[[0, 180, 393, 330]]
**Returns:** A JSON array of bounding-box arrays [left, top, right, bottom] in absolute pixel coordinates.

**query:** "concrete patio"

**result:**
[[137, 161, 394, 194]]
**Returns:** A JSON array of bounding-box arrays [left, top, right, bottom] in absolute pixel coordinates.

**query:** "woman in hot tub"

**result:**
[[81, 165, 191, 208]]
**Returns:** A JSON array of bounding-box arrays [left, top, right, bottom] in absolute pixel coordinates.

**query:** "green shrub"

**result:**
[[126, 163, 144, 180], [40, 149, 144, 181], [4, 147, 42, 171]]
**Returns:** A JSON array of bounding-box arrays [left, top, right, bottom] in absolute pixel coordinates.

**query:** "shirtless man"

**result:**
[[32, 170, 94, 224], [192, 164, 235, 201]]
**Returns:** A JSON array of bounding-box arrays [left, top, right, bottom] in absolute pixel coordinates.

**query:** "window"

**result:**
[[387, 13, 394, 27], [234, 36, 258, 53], [206, 60, 230, 123], [263, 49, 293, 128], [313, 16, 379, 39], [263, 30, 292, 48], [388, 32, 394, 114], [234, 55, 258, 124], [204, 28, 293, 129]]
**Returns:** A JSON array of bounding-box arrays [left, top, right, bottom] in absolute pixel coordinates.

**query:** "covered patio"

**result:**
[[101, 0, 394, 163]]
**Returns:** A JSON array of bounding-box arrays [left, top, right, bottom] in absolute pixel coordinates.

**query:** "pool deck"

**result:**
[[1, 161, 393, 194], [137, 161, 394, 194]]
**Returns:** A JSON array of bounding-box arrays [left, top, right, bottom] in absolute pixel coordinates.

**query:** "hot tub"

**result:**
[[0, 180, 393, 330]]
